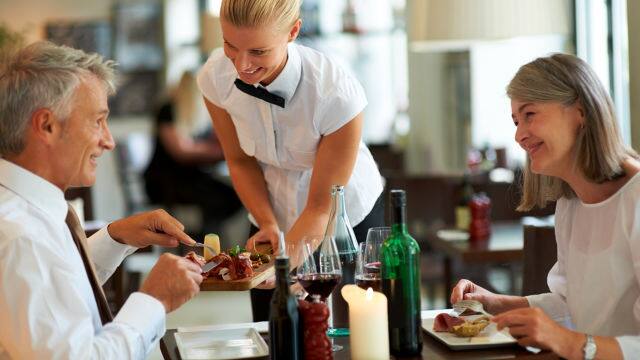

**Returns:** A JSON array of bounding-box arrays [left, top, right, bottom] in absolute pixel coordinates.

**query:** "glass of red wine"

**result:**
[[296, 235, 343, 351], [355, 227, 389, 292]]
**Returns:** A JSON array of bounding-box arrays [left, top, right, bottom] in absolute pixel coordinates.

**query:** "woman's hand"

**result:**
[[450, 279, 528, 314], [451, 279, 500, 313], [246, 223, 280, 254], [493, 307, 583, 359]]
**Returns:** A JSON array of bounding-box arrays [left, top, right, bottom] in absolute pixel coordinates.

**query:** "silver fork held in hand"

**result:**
[[188, 242, 218, 256]]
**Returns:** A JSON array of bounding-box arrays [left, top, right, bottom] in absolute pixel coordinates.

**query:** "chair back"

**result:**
[[522, 220, 557, 296], [114, 133, 154, 215]]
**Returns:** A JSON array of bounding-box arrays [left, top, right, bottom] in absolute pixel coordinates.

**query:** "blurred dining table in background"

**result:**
[[426, 221, 525, 306]]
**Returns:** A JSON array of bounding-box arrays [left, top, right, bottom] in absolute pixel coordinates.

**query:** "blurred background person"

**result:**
[[144, 71, 243, 240]]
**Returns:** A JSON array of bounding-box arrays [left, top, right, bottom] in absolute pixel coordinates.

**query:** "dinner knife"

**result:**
[[201, 259, 221, 273]]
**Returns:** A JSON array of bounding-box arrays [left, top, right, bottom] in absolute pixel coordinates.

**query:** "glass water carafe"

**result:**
[[323, 185, 358, 335]]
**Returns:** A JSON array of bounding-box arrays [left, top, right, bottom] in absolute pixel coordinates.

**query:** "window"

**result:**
[[576, 0, 631, 144]]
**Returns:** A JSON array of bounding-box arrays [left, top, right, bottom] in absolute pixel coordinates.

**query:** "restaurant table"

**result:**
[[426, 222, 524, 306], [160, 310, 559, 360]]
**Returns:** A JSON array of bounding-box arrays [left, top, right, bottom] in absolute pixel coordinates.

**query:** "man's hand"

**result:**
[[140, 253, 203, 313], [107, 209, 196, 248]]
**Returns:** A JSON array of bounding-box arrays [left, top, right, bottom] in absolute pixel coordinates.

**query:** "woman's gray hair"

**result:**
[[0, 41, 117, 156], [507, 53, 637, 211]]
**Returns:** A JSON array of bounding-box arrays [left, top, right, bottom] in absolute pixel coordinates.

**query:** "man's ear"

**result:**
[[30, 108, 63, 145]]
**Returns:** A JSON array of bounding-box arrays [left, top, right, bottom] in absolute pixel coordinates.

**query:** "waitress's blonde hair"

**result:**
[[220, 0, 301, 32], [508, 53, 637, 211]]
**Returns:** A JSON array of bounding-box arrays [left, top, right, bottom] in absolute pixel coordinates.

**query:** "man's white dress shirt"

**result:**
[[197, 42, 384, 232], [0, 159, 165, 359], [527, 172, 640, 358]]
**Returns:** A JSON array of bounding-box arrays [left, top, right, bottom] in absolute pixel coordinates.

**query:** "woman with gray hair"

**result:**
[[451, 53, 640, 359]]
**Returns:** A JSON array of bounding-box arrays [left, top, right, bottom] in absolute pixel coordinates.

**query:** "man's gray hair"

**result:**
[[0, 41, 117, 156]]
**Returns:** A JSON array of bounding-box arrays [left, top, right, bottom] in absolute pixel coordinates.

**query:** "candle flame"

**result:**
[[366, 287, 373, 300]]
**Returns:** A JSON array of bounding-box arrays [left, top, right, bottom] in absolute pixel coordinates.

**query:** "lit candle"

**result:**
[[341, 285, 390, 360]]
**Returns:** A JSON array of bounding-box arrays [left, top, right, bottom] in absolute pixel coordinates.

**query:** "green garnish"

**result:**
[[228, 244, 246, 257]]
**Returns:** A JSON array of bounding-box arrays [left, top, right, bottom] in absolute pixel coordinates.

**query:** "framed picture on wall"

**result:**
[[108, 70, 160, 116], [113, 2, 163, 71], [46, 21, 112, 58]]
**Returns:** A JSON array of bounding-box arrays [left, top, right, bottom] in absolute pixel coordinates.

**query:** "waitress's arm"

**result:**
[[286, 113, 364, 267], [203, 98, 279, 233]]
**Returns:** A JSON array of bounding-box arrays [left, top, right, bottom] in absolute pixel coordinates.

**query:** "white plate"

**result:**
[[422, 309, 517, 350], [436, 229, 470, 242], [175, 327, 269, 359]]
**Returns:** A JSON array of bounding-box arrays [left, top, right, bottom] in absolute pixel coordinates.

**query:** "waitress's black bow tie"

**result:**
[[234, 79, 285, 108]]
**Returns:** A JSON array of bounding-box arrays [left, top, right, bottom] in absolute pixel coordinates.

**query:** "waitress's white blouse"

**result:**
[[197, 43, 383, 232]]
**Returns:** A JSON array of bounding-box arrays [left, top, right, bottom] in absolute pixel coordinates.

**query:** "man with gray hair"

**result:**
[[0, 41, 204, 359]]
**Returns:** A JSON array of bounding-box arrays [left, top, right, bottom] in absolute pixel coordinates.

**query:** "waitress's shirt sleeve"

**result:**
[[316, 67, 368, 135], [197, 48, 226, 107]]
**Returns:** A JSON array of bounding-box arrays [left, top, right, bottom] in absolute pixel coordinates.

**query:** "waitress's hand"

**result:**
[[255, 274, 276, 290], [246, 223, 280, 255], [492, 308, 583, 359]]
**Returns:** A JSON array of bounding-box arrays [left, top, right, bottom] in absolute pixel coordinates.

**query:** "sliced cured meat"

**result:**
[[205, 253, 234, 278], [185, 251, 206, 267], [234, 253, 254, 279], [185, 251, 258, 281], [433, 313, 465, 332]]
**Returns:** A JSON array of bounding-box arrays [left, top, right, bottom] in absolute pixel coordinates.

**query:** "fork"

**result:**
[[451, 299, 485, 317], [186, 242, 218, 256]]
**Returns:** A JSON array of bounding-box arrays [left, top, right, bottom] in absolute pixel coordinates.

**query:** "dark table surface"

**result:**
[[161, 325, 559, 360]]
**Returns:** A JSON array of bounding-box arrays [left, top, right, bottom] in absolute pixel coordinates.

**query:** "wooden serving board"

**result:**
[[200, 260, 275, 291]]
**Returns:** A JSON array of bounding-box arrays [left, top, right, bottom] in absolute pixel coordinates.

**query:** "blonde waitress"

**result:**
[[197, 0, 384, 320]]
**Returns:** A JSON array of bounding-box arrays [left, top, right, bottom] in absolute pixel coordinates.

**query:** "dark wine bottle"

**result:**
[[381, 189, 422, 356], [455, 174, 474, 231], [269, 255, 302, 359]]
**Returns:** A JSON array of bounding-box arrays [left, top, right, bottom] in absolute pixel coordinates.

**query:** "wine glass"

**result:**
[[296, 235, 343, 351], [355, 227, 389, 292], [296, 235, 342, 301], [356, 243, 381, 292]]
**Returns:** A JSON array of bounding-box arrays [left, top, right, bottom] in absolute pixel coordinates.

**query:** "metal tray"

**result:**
[[175, 327, 269, 359]]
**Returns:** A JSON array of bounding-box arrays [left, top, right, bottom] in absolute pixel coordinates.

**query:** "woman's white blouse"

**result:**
[[527, 172, 640, 358], [197, 43, 383, 232]]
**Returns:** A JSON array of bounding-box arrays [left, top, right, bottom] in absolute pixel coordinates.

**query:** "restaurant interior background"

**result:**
[[1, 0, 640, 357]]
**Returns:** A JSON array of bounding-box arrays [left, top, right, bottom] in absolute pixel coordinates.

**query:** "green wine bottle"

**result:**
[[381, 189, 422, 356]]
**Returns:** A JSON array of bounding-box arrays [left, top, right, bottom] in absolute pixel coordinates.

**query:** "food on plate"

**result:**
[[433, 313, 465, 332], [458, 308, 483, 316], [433, 313, 491, 337], [203, 233, 221, 261], [451, 316, 491, 337], [185, 245, 271, 281]]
